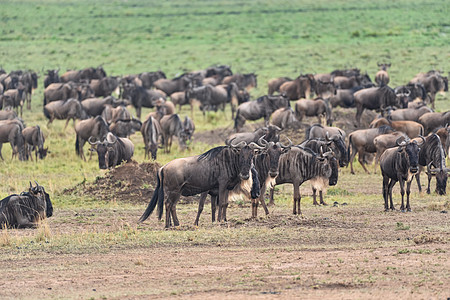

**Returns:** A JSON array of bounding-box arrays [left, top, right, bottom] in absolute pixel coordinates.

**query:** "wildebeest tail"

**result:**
[[75, 134, 81, 156], [157, 169, 165, 220], [138, 168, 163, 223], [234, 109, 240, 130], [347, 135, 352, 163]]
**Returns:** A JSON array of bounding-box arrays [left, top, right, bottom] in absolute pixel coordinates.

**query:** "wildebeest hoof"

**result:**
[[341, 202, 348, 206], [440, 210, 447, 214], [407, 208, 411, 212], [321, 202, 328, 206]]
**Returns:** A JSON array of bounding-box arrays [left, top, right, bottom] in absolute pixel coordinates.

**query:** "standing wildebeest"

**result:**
[[328, 86, 369, 108], [387, 105, 433, 122], [43, 83, 79, 105], [369, 117, 424, 139], [354, 85, 402, 127], [418, 111, 450, 135], [222, 73, 257, 91], [434, 125, 450, 156], [110, 118, 142, 138], [373, 131, 409, 172], [44, 69, 60, 88], [268, 146, 338, 215], [0, 182, 52, 228], [121, 84, 165, 119], [409, 71, 447, 108], [22, 125, 47, 161], [347, 126, 395, 174], [18, 71, 38, 110], [138, 71, 167, 89], [267, 77, 291, 95], [0, 119, 26, 160], [279, 74, 315, 100], [394, 83, 427, 104], [101, 105, 132, 124], [0, 110, 18, 121], [234, 94, 289, 132], [60, 66, 106, 83], [333, 73, 372, 90], [152, 73, 193, 96], [141, 116, 162, 160], [314, 79, 336, 99], [75, 116, 110, 161], [89, 132, 134, 169], [43, 98, 87, 129], [414, 134, 448, 195], [139, 141, 258, 227], [183, 116, 195, 147], [89, 76, 119, 97], [305, 125, 348, 167], [160, 114, 190, 152], [270, 107, 297, 129], [170, 91, 188, 110], [81, 96, 122, 118], [380, 138, 423, 212], [295, 98, 332, 126], [2, 85, 25, 117], [375, 63, 391, 86]]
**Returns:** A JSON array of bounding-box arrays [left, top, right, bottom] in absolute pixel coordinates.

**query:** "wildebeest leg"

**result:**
[[251, 197, 258, 218], [259, 191, 270, 216], [194, 192, 208, 226], [388, 179, 396, 211], [312, 188, 319, 205], [217, 186, 229, 222], [415, 172, 422, 193], [382, 175, 389, 211], [64, 118, 70, 130], [292, 182, 302, 216], [268, 186, 275, 206], [211, 195, 218, 223], [399, 178, 406, 212], [355, 105, 364, 127], [164, 194, 176, 228], [374, 151, 382, 174], [349, 144, 358, 175], [170, 198, 180, 227], [319, 191, 327, 205], [426, 167, 432, 194], [406, 180, 413, 212], [358, 150, 370, 174]]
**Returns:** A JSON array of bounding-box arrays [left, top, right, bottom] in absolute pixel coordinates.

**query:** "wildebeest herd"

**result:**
[[0, 64, 449, 229]]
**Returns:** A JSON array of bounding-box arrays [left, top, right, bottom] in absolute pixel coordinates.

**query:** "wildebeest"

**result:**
[[43, 82, 79, 105], [101, 105, 132, 124], [170, 91, 188, 110], [418, 111, 450, 135], [160, 114, 190, 152], [60, 66, 106, 83], [0, 119, 26, 160], [154, 98, 176, 116], [138, 71, 167, 89], [295, 98, 332, 126], [139, 141, 258, 227], [279, 74, 315, 100], [373, 131, 409, 172], [183, 116, 195, 147], [121, 84, 165, 119], [394, 83, 427, 105], [141, 116, 162, 160], [380, 137, 423, 211], [409, 71, 447, 108], [434, 125, 450, 156], [333, 73, 372, 90], [369, 117, 424, 138], [354, 85, 402, 127], [152, 73, 193, 96], [375, 63, 391, 86], [81, 96, 123, 118], [22, 125, 47, 161], [222, 73, 257, 91], [0, 110, 18, 121], [18, 71, 38, 110], [2, 85, 25, 117], [0, 182, 52, 228], [89, 76, 119, 97], [328, 86, 368, 108], [43, 98, 87, 129], [88, 132, 134, 169], [226, 125, 281, 145], [270, 107, 297, 129], [75, 116, 110, 161], [268, 146, 338, 215], [267, 77, 292, 95], [44, 69, 60, 88], [314, 79, 336, 99], [110, 118, 142, 138], [347, 125, 395, 174], [234, 94, 289, 132], [305, 125, 348, 167], [413, 134, 448, 195], [387, 105, 433, 122]]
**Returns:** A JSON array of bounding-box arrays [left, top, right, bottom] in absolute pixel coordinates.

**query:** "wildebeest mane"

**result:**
[[256, 95, 266, 103], [0, 195, 17, 213], [377, 125, 394, 134], [197, 146, 226, 162]]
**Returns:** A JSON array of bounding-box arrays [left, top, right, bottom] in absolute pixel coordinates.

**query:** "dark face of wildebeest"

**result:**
[[237, 145, 254, 180], [434, 169, 448, 195], [401, 141, 421, 174], [30, 182, 53, 218]]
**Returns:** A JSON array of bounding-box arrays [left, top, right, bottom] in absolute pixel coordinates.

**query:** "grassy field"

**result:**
[[0, 0, 449, 298]]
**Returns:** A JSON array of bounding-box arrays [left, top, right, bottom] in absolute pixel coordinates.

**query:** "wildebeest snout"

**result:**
[[240, 173, 250, 180]]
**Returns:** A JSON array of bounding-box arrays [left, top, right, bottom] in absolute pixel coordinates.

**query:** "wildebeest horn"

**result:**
[[229, 137, 247, 148], [29, 181, 33, 189], [88, 136, 101, 145], [106, 133, 117, 145], [278, 136, 293, 149], [34, 180, 40, 187], [416, 135, 426, 146], [258, 135, 268, 146], [248, 142, 265, 150]]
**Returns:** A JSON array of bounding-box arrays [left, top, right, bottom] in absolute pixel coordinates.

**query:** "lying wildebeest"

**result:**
[[89, 76, 120, 97], [270, 107, 297, 129], [222, 73, 257, 91], [267, 77, 292, 95], [268, 146, 338, 215], [0, 119, 26, 160], [298, 139, 340, 206], [279, 74, 315, 100], [160, 114, 190, 152], [81, 96, 123, 117], [141, 116, 162, 160], [409, 71, 447, 109], [0, 110, 18, 121], [413, 133, 448, 195], [418, 111, 450, 135], [89, 132, 134, 169], [369, 117, 424, 139], [44, 69, 60, 88], [110, 118, 142, 138], [121, 84, 165, 119], [387, 105, 433, 122], [43, 82, 79, 105], [75, 116, 110, 161], [152, 73, 193, 96], [295, 98, 332, 126], [375, 63, 391, 86], [354, 85, 402, 127], [138, 71, 167, 89], [333, 73, 372, 90], [330, 68, 361, 78], [380, 137, 423, 212], [101, 105, 131, 124], [0, 182, 52, 228], [226, 125, 281, 145], [186, 83, 241, 119], [347, 125, 395, 174], [44, 98, 87, 129], [305, 125, 348, 167], [234, 94, 289, 132], [314, 79, 336, 99], [139, 140, 258, 227], [22, 125, 47, 161], [373, 131, 409, 173], [60, 66, 106, 83]]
